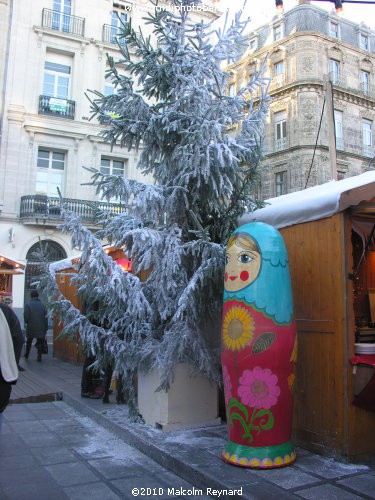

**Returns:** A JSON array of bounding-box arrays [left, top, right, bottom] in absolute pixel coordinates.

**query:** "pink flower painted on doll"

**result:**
[[222, 365, 232, 405], [238, 367, 280, 410]]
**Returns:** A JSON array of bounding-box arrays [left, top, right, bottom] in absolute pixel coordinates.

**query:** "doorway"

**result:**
[[24, 240, 67, 305]]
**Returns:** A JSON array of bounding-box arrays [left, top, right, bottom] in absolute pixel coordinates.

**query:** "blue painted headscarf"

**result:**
[[223, 222, 294, 325]]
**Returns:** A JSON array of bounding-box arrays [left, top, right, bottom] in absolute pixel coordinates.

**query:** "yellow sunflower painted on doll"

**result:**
[[222, 306, 254, 351]]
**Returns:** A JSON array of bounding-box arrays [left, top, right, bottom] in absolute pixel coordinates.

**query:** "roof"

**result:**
[[239, 171, 375, 230], [49, 246, 124, 273], [246, 3, 375, 56], [0, 254, 25, 273]]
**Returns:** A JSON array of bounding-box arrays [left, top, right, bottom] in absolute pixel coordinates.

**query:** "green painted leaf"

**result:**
[[252, 333, 276, 354], [254, 409, 274, 430], [228, 397, 249, 420], [242, 430, 254, 443], [229, 412, 252, 441]]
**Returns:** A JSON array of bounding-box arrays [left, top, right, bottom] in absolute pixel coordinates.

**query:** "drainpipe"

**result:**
[[324, 76, 338, 181], [0, 0, 14, 157]]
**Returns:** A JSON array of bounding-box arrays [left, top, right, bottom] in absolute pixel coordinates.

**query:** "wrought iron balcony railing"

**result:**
[[329, 71, 347, 88], [42, 8, 85, 37], [329, 71, 375, 99], [335, 137, 344, 151], [270, 73, 286, 91], [362, 145, 374, 158], [102, 24, 125, 45], [361, 81, 370, 95], [39, 95, 75, 119], [360, 82, 375, 99], [274, 137, 289, 151], [20, 195, 123, 223]]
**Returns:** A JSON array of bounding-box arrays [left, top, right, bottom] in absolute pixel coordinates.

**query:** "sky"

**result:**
[[218, 0, 375, 30]]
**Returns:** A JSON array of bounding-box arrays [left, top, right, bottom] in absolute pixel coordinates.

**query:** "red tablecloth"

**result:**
[[350, 355, 375, 367]]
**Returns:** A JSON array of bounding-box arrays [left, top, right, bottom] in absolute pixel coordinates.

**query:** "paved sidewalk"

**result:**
[[0, 402, 203, 500], [6, 353, 375, 499]]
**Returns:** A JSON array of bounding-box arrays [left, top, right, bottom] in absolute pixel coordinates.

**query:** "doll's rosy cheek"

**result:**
[[240, 271, 249, 282]]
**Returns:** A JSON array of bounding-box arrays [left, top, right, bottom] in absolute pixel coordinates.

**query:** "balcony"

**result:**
[[270, 73, 286, 91], [20, 195, 123, 225], [329, 71, 347, 88], [39, 95, 75, 120], [362, 145, 374, 158], [42, 8, 85, 37], [361, 82, 370, 95], [328, 72, 375, 100], [360, 82, 375, 99], [274, 138, 288, 151], [102, 24, 125, 45], [336, 137, 344, 151]]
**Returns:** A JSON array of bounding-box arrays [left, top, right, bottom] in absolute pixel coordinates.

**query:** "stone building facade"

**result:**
[[0, 0, 219, 311], [228, 1, 375, 200]]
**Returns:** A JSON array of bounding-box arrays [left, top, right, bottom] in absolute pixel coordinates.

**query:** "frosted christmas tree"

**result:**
[[41, 0, 270, 418]]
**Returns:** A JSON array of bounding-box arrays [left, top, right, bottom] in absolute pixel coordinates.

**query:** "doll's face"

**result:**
[[224, 241, 261, 292]]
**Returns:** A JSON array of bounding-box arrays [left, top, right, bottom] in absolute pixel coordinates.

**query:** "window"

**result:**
[[275, 111, 287, 140], [52, 0, 72, 32], [362, 119, 373, 146], [229, 82, 236, 97], [110, 6, 128, 44], [103, 78, 121, 118], [43, 61, 71, 99], [360, 70, 370, 94], [334, 110, 343, 150], [360, 33, 369, 50], [104, 81, 115, 96], [100, 157, 127, 202], [53, 0, 71, 14], [274, 110, 287, 151], [329, 59, 340, 84], [275, 171, 287, 197], [100, 157, 126, 176], [111, 9, 128, 27], [249, 38, 257, 51], [273, 24, 282, 41], [36, 148, 65, 196], [274, 61, 284, 76], [329, 21, 339, 38]]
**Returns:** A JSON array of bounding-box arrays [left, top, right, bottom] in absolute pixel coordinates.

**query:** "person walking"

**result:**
[[0, 302, 23, 432], [24, 290, 48, 362]]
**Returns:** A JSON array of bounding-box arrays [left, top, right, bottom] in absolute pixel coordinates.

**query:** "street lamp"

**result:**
[[275, 0, 284, 14], [334, 0, 344, 12]]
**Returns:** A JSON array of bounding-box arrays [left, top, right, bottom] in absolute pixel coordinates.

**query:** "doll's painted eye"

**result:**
[[238, 252, 253, 264], [225, 253, 230, 265]]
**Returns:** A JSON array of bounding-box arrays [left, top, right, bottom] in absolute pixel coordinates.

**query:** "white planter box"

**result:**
[[138, 363, 221, 431]]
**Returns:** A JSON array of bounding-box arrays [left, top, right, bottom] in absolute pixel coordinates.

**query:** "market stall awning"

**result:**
[[50, 246, 131, 273], [239, 171, 375, 230], [0, 254, 25, 275]]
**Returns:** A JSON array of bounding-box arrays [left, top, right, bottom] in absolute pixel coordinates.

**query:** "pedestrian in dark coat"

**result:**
[[24, 291, 48, 362], [0, 302, 23, 432]]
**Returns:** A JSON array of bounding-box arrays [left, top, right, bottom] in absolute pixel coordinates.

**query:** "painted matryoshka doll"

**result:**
[[221, 222, 297, 469]]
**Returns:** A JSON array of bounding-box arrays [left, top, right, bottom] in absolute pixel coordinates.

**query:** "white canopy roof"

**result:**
[[239, 171, 375, 230]]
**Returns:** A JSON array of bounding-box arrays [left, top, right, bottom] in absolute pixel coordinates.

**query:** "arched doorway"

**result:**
[[25, 240, 67, 305]]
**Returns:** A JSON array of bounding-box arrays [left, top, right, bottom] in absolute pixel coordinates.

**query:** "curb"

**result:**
[[10, 392, 63, 405], [62, 393, 253, 499]]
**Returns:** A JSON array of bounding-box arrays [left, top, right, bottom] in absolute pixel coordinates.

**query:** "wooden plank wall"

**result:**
[[281, 213, 347, 456], [53, 270, 83, 364], [52, 249, 136, 364]]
